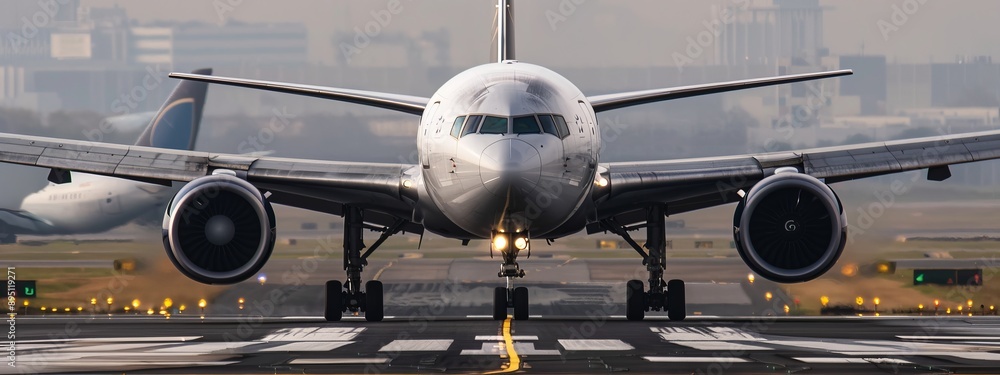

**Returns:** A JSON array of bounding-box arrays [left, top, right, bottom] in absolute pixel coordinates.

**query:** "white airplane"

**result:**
[[0, 1, 992, 322], [0, 69, 211, 244]]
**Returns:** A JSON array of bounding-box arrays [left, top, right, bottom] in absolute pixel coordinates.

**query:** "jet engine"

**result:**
[[162, 174, 276, 284], [733, 172, 846, 283]]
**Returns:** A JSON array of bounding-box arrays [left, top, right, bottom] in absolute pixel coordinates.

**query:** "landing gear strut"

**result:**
[[493, 233, 530, 320], [325, 206, 405, 322], [602, 204, 685, 321]]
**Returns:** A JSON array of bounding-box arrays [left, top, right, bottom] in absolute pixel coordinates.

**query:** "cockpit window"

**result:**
[[553, 115, 570, 138], [512, 115, 541, 134], [537, 115, 560, 137], [450, 116, 466, 138], [479, 116, 508, 134], [461, 115, 483, 137]]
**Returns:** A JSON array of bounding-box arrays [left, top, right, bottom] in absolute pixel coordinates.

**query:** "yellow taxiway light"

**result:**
[[765, 292, 773, 301], [132, 299, 141, 309], [198, 299, 207, 308], [820, 296, 829, 307], [164, 298, 173, 309], [147, 308, 154, 315], [856, 297, 864, 307], [918, 304, 924, 310], [90, 298, 97, 306], [967, 299, 974, 308], [124, 306, 130, 313], [179, 304, 187, 313], [958, 305, 963, 312], [747, 274, 755, 284]]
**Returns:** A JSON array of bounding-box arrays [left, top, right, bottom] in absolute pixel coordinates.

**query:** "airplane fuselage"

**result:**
[[417, 61, 600, 239], [19, 174, 171, 234]]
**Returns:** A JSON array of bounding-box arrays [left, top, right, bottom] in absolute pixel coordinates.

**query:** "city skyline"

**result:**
[[73, 0, 1000, 67]]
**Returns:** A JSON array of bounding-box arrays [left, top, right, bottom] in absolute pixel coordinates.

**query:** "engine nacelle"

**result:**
[[162, 174, 276, 284], [733, 172, 846, 283]]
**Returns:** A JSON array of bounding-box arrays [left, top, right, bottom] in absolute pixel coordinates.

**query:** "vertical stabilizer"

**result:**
[[133, 68, 211, 150], [495, 0, 515, 62]]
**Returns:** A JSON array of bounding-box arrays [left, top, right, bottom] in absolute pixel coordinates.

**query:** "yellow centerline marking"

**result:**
[[486, 316, 521, 374]]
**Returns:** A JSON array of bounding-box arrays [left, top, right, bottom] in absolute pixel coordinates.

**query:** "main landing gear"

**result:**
[[602, 204, 685, 321], [325, 206, 406, 322], [492, 232, 530, 321]]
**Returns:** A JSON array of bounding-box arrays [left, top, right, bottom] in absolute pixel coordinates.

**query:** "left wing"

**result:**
[[0, 132, 421, 232], [593, 130, 1000, 226]]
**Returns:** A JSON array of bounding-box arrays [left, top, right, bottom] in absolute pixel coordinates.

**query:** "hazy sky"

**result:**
[[78, 0, 1000, 67]]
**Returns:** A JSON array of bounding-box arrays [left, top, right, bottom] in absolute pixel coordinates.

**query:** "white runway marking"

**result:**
[[669, 341, 772, 351], [558, 339, 634, 351], [61, 343, 174, 352], [643, 356, 749, 363], [897, 335, 1000, 340], [793, 357, 912, 364], [289, 358, 389, 365], [475, 335, 539, 341], [651, 327, 764, 341], [259, 341, 355, 352], [16, 336, 201, 344], [150, 342, 259, 353], [379, 339, 453, 352], [261, 327, 365, 342], [460, 343, 560, 356]]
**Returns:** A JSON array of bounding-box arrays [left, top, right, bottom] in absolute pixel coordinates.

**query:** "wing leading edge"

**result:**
[[588, 70, 853, 113], [169, 73, 430, 116]]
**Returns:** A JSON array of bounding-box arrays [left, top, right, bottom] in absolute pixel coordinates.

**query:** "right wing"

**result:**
[[588, 70, 852, 113], [593, 129, 1000, 228], [0, 132, 422, 232], [169, 73, 430, 116]]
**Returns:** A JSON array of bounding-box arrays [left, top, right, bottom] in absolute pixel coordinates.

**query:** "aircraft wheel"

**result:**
[[325, 280, 343, 322], [626, 280, 645, 321], [513, 287, 529, 320], [365, 280, 384, 322], [667, 279, 686, 321], [493, 287, 508, 320]]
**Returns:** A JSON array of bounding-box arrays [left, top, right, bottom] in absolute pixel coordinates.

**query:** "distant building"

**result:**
[[718, 0, 827, 66], [131, 22, 308, 69]]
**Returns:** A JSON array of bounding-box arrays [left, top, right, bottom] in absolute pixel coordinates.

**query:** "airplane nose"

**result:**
[[480, 138, 541, 196]]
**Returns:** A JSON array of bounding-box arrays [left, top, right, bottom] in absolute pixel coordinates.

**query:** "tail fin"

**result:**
[[133, 68, 211, 150], [491, 0, 514, 63]]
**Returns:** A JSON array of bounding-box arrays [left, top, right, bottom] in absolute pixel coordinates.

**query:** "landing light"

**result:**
[[514, 237, 528, 250], [595, 177, 608, 187], [493, 235, 508, 250]]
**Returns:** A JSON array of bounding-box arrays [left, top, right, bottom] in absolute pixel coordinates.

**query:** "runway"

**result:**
[[9, 316, 1000, 373], [8, 257, 1000, 373]]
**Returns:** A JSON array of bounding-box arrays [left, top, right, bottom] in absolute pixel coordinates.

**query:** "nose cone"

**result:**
[[480, 139, 541, 196]]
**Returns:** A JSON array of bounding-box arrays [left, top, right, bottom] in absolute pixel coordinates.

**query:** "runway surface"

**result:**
[[8, 258, 1000, 373], [9, 316, 1000, 374]]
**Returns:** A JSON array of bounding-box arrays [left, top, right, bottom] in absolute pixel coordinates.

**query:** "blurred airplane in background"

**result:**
[[0, 69, 211, 244]]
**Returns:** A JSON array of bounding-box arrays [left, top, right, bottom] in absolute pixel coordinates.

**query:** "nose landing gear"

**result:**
[[492, 233, 530, 320]]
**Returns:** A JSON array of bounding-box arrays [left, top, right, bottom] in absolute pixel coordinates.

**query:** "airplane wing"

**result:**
[[169, 73, 430, 116], [0, 208, 56, 237], [0, 132, 421, 232], [587, 70, 853, 113], [593, 130, 1000, 227]]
